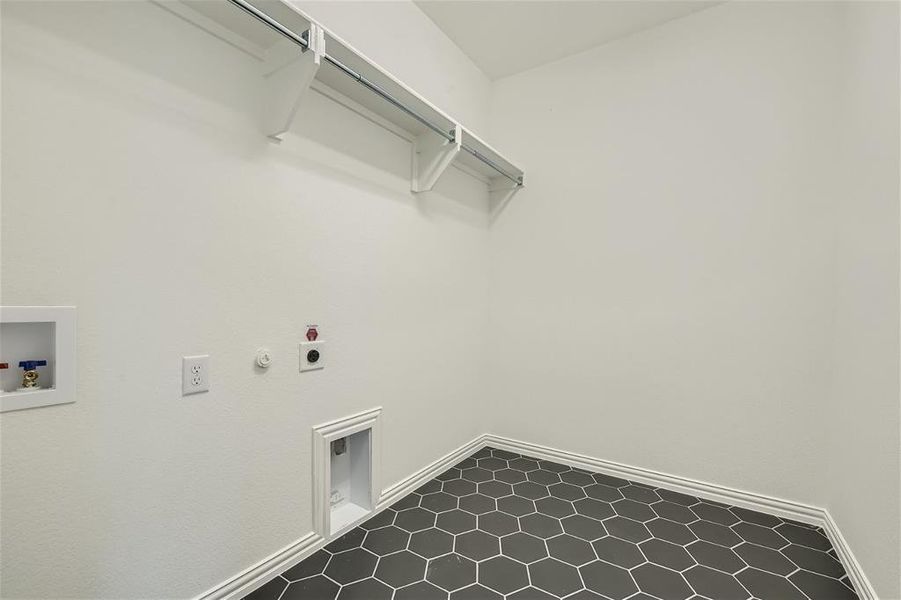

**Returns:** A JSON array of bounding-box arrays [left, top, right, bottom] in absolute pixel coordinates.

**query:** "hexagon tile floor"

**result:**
[[245, 447, 858, 600]]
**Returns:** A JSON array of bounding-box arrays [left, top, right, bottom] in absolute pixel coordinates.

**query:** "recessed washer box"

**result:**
[[312, 408, 382, 538], [0, 306, 76, 413]]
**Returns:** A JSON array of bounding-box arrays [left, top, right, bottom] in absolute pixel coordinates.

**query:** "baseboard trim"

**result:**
[[195, 435, 487, 600], [484, 434, 877, 600], [195, 531, 324, 600], [197, 433, 876, 600], [375, 434, 487, 511]]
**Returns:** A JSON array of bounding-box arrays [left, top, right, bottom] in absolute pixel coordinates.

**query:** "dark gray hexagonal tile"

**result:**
[[689, 520, 741, 547], [730, 506, 781, 528], [640, 538, 695, 571], [592, 535, 645, 568], [363, 526, 410, 555], [472, 448, 493, 459], [494, 449, 520, 460], [455, 457, 478, 469], [450, 584, 502, 599], [280, 576, 338, 600], [436, 509, 477, 534], [508, 458, 540, 472], [325, 529, 366, 553], [580, 560, 638, 599], [647, 518, 696, 545], [495, 468, 527, 484], [547, 534, 596, 566], [461, 468, 493, 483], [507, 586, 556, 599], [421, 492, 457, 513], [245, 576, 288, 600], [409, 527, 454, 559], [416, 480, 443, 495], [548, 482, 586, 501], [592, 473, 629, 487], [393, 494, 422, 511], [621, 485, 661, 504], [536, 460, 569, 473], [692, 502, 740, 526], [444, 479, 477, 497], [459, 493, 495, 515], [374, 550, 427, 588], [652, 501, 698, 524], [686, 540, 745, 573], [437, 468, 462, 481], [520, 513, 563, 538], [478, 480, 513, 498], [512, 481, 549, 500], [561, 514, 606, 540], [500, 526, 549, 563], [789, 570, 857, 599], [426, 554, 477, 592], [336, 578, 392, 600], [737, 567, 808, 600], [497, 495, 535, 517], [567, 591, 609, 599], [478, 457, 507, 471], [734, 542, 796, 576], [455, 530, 500, 561], [527, 470, 561, 485], [732, 522, 787, 549], [584, 483, 623, 502], [324, 548, 378, 584], [657, 489, 700, 506], [604, 515, 651, 543], [529, 558, 582, 597], [394, 580, 447, 600], [479, 556, 529, 594], [479, 511, 519, 536], [776, 522, 832, 551], [782, 544, 846, 578], [634, 563, 694, 600], [535, 496, 575, 518], [283, 549, 330, 581], [682, 565, 749, 600], [560, 470, 595, 487], [360, 509, 395, 530], [573, 498, 615, 521], [396, 507, 437, 532], [612, 499, 656, 522]]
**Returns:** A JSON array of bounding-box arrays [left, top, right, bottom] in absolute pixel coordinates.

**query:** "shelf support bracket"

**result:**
[[411, 124, 462, 193], [489, 177, 523, 216], [262, 23, 325, 140]]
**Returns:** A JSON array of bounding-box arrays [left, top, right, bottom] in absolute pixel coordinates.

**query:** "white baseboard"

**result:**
[[197, 432, 876, 600], [195, 531, 324, 600], [484, 434, 877, 600]]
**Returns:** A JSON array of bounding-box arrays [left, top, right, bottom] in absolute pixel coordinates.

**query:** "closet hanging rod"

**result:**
[[460, 144, 523, 186], [225, 0, 522, 187], [227, 0, 454, 143]]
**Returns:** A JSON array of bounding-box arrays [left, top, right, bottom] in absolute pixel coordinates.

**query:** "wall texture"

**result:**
[[488, 2, 899, 596], [0, 1, 492, 598]]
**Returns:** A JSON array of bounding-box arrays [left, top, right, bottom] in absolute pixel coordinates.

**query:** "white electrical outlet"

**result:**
[[182, 355, 210, 395], [300, 341, 325, 372]]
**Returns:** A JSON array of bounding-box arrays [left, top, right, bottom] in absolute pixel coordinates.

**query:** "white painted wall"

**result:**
[[0, 1, 492, 598], [827, 3, 900, 597], [488, 2, 899, 596]]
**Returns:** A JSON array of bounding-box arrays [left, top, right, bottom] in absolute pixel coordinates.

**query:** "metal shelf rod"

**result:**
[[227, 0, 522, 186]]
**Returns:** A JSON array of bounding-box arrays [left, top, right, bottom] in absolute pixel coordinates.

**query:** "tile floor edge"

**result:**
[[197, 432, 876, 600]]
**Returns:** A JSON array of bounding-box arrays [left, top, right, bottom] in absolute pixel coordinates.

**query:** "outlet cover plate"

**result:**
[[300, 341, 325, 372], [182, 355, 210, 395]]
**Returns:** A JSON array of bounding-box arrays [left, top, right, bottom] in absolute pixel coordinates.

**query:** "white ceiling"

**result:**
[[414, 1, 719, 80]]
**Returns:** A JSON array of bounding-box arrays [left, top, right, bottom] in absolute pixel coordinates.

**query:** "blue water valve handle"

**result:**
[[18, 360, 48, 370]]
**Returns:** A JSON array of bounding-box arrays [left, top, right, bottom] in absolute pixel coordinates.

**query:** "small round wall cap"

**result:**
[[256, 348, 273, 368]]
